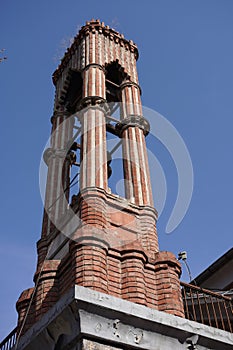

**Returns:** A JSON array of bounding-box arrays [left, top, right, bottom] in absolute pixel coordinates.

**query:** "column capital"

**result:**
[[116, 115, 150, 136], [120, 81, 142, 95], [82, 63, 105, 73], [77, 96, 109, 114], [43, 148, 68, 166], [50, 108, 72, 124]]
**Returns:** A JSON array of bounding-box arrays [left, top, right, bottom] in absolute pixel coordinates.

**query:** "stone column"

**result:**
[[79, 63, 107, 192], [41, 109, 74, 237], [119, 82, 153, 206], [79, 103, 108, 192]]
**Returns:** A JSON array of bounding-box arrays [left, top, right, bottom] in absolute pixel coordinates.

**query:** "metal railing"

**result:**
[[0, 327, 17, 350], [181, 281, 233, 332]]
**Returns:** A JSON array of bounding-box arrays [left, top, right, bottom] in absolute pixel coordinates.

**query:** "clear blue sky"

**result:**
[[1, 0, 233, 340]]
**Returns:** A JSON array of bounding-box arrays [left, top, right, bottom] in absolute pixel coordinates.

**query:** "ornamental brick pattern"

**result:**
[[16, 19, 184, 335]]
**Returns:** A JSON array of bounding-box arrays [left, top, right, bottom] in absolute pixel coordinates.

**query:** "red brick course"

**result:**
[[17, 190, 184, 333]]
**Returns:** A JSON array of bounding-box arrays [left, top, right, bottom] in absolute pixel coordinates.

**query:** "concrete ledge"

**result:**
[[16, 285, 233, 350]]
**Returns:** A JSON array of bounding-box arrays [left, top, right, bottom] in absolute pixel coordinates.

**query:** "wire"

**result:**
[[66, 128, 81, 151], [47, 172, 79, 211], [181, 259, 197, 286], [68, 179, 79, 190], [67, 172, 79, 188], [182, 259, 193, 283], [15, 241, 55, 349]]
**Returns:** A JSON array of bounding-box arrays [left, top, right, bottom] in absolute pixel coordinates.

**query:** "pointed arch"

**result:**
[[105, 61, 129, 103]]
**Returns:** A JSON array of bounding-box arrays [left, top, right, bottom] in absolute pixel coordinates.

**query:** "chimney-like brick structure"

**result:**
[[16, 19, 184, 335]]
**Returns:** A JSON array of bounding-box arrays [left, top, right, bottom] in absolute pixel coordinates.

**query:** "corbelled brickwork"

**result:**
[[16, 19, 184, 336]]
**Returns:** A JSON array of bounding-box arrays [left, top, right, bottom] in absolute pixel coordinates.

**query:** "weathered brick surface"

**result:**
[[33, 260, 60, 322], [17, 190, 184, 333], [16, 287, 34, 334]]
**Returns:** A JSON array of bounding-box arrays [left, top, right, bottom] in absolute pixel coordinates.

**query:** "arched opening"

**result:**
[[105, 61, 128, 104], [105, 62, 128, 197], [59, 70, 83, 113]]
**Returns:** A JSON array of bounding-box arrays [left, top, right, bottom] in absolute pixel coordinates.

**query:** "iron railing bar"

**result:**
[[210, 296, 219, 329], [190, 288, 197, 321], [196, 288, 204, 324], [182, 286, 190, 320], [181, 282, 232, 301], [203, 293, 212, 326], [181, 281, 233, 332], [223, 300, 232, 333], [217, 298, 225, 330], [0, 327, 17, 350]]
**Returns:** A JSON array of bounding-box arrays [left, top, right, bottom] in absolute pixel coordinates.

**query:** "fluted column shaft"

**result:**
[[42, 110, 74, 237], [120, 83, 153, 206]]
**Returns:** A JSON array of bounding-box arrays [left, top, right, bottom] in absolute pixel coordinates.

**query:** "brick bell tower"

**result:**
[[16, 19, 184, 342]]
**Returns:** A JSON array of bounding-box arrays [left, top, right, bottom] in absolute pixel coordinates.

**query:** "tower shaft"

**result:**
[[16, 20, 184, 336]]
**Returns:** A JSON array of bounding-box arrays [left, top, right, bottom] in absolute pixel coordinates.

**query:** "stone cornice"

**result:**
[[16, 286, 233, 350]]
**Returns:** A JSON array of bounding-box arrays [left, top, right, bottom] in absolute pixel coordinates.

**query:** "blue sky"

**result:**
[[1, 0, 233, 340]]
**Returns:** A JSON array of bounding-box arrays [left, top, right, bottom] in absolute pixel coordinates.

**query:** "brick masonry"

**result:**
[[16, 19, 185, 335], [17, 189, 184, 334]]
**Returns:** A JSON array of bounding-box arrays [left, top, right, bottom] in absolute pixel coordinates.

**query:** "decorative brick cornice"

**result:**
[[71, 187, 157, 217], [52, 19, 139, 85], [16, 288, 34, 311], [154, 251, 182, 275], [33, 260, 60, 283]]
